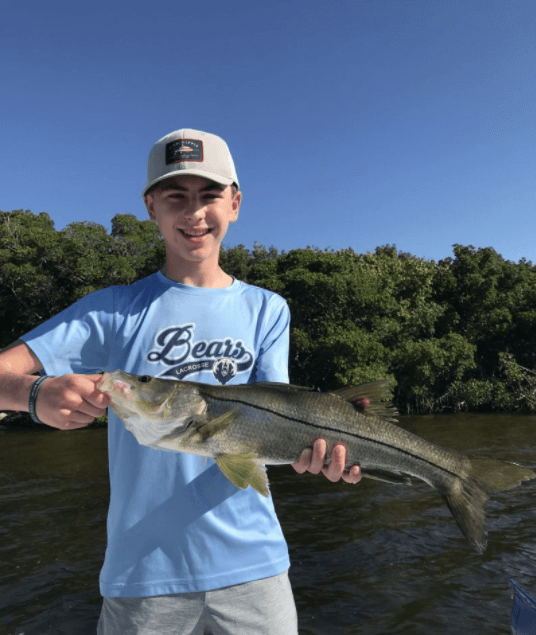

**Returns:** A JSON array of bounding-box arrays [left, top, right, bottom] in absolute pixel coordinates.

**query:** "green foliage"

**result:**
[[1, 210, 69, 341], [4, 209, 536, 413], [0, 210, 164, 345], [392, 334, 477, 413]]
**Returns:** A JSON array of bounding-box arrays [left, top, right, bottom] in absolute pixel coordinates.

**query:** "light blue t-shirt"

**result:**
[[22, 271, 291, 597]]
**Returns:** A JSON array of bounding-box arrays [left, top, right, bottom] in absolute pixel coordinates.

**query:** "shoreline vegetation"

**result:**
[[2, 209, 536, 424]]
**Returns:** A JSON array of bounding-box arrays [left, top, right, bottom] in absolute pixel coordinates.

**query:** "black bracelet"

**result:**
[[28, 375, 54, 424]]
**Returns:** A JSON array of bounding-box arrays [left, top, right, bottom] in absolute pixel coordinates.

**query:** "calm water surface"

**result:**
[[1, 414, 535, 635]]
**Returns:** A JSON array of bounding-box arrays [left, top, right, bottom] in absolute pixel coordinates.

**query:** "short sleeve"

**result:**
[[21, 287, 116, 376], [252, 296, 290, 383]]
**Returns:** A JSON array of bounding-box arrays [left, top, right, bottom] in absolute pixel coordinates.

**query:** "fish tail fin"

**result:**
[[440, 459, 534, 554], [468, 458, 535, 492], [439, 476, 489, 554]]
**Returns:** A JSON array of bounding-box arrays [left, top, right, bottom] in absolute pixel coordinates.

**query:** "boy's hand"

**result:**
[[292, 439, 362, 484], [35, 374, 111, 430]]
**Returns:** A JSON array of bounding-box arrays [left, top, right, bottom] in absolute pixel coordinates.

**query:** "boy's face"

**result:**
[[145, 175, 241, 270]]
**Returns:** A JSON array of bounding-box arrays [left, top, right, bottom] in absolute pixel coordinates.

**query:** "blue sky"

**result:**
[[2, 0, 535, 263]]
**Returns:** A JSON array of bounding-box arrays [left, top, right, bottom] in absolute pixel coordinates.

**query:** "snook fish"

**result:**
[[98, 370, 535, 553]]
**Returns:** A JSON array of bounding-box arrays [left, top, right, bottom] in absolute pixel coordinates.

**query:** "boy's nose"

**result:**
[[184, 203, 205, 218]]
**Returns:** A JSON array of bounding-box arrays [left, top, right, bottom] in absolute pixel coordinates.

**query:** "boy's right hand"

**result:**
[[36, 374, 111, 429]]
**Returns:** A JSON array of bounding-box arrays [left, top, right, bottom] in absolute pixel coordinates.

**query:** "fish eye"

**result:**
[[137, 375, 152, 383]]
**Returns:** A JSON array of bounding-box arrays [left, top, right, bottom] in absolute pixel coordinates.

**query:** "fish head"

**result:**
[[98, 370, 207, 447]]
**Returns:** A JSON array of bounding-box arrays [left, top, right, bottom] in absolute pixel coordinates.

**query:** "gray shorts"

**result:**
[[96, 571, 298, 635]]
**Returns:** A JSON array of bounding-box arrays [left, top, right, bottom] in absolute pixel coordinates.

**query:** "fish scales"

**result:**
[[198, 383, 469, 484], [98, 370, 535, 554]]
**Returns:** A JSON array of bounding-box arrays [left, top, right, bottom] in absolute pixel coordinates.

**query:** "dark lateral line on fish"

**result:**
[[208, 395, 459, 478]]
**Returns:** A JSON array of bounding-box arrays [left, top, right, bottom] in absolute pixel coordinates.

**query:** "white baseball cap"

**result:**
[[143, 128, 239, 196]]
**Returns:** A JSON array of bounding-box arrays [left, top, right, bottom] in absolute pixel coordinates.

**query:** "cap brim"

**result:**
[[143, 169, 236, 196]]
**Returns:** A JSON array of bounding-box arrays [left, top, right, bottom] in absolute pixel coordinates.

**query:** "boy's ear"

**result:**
[[145, 194, 156, 221], [230, 191, 242, 223]]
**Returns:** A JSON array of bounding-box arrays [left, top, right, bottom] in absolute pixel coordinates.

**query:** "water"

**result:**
[[1, 414, 536, 635]]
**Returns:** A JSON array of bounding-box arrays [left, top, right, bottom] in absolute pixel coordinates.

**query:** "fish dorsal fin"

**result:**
[[331, 380, 398, 423], [215, 452, 269, 497], [331, 379, 392, 401]]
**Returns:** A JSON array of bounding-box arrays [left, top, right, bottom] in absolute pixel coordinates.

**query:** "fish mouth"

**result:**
[[98, 372, 134, 398], [112, 380, 133, 398], [104, 379, 133, 399], [97, 373, 115, 394]]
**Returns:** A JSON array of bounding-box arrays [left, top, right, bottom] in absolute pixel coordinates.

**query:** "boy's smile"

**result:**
[[145, 174, 241, 286]]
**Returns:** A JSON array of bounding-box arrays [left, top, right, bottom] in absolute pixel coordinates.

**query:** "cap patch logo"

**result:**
[[166, 138, 203, 164]]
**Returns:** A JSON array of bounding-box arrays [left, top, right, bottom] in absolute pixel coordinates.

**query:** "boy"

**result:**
[[0, 129, 361, 635]]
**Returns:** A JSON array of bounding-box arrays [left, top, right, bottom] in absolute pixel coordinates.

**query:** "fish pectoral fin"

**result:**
[[360, 468, 413, 485], [215, 452, 269, 497], [195, 409, 237, 442]]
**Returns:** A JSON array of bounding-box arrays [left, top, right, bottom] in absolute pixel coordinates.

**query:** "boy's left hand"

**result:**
[[292, 439, 362, 483]]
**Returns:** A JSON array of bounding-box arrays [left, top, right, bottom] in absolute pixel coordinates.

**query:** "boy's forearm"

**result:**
[[0, 341, 110, 428], [0, 372, 39, 412], [0, 340, 44, 412]]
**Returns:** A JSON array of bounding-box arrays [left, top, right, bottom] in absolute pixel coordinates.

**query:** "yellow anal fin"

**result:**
[[194, 409, 237, 442], [215, 452, 270, 497]]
